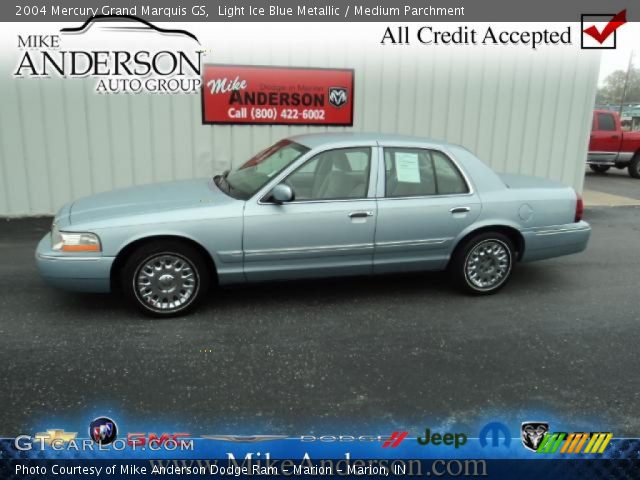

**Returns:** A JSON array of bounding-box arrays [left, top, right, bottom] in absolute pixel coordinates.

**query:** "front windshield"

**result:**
[[222, 140, 310, 199]]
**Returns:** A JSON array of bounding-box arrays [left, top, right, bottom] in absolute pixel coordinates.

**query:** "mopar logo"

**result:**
[[479, 422, 511, 448]]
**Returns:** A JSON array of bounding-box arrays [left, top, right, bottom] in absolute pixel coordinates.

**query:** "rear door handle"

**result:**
[[450, 206, 471, 214], [348, 211, 374, 218]]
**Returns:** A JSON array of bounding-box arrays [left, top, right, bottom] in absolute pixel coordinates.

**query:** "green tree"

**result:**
[[596, 67, 640, 105]]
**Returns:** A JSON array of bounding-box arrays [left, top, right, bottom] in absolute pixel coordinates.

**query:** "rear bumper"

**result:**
[[520, 221, 591, 262], [35, 234, 114, 293], [587, 151, 632, 167], [587, 160, 617, 166]]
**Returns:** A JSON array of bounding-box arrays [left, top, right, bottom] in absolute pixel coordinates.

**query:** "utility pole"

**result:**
[[619, 50, 635, 117]]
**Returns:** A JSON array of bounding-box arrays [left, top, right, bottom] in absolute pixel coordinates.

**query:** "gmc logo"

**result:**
[[127, 432, 190, 447]]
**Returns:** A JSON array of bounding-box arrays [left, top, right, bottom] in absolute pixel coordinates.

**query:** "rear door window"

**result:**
[[597, 113, 616, 131], [384, 148, 469, 197]]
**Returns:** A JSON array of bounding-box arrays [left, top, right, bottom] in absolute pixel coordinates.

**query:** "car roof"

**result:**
[[287, 132, 453, 149]]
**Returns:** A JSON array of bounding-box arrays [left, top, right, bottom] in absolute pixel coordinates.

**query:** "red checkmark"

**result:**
[[583, 9, 627, 44]]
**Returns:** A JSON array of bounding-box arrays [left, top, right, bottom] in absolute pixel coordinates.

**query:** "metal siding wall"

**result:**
[[0, 39, 599, 216]]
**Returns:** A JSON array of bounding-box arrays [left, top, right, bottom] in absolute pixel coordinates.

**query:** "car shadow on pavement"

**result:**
[[584, 169, 629, 179], [199, 264, 557, 315], [54, 263, 557, 321]]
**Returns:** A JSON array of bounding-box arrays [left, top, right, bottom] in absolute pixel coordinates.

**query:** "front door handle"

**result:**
[[450, 206, 471, 214], [348, 211, 374, 218]]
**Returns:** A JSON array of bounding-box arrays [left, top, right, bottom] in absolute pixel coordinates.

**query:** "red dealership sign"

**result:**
[[201, 64, 354, 125]]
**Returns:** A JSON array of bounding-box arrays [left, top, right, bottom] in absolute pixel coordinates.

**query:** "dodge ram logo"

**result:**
[[328, 87, 348, 108], [521, 422, 549, 452]]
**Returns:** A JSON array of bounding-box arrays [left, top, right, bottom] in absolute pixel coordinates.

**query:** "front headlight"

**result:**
[[51, 225, 101, 253]]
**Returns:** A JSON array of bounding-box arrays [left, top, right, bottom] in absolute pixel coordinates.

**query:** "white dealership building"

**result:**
[[0, 22, 600, 216]]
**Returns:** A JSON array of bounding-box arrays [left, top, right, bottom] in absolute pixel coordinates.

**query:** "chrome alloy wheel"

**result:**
[[134, 253, 199, 313], [464, 239, 512, 291]]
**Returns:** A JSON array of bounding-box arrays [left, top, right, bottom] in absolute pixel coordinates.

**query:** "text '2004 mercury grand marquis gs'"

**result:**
[[36, 133, 591, 317]]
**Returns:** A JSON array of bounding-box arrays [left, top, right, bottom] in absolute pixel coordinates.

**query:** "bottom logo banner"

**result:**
[[1, 417, 636, 479]]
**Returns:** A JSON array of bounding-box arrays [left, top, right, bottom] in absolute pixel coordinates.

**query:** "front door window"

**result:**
[[285, 147, 372, 200]]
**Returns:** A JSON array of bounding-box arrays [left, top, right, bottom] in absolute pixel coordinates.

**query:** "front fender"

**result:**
[[97, 219, 244, 286]]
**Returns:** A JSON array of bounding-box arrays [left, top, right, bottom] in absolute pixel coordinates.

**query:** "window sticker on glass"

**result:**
[[395, 152, 421, 183]]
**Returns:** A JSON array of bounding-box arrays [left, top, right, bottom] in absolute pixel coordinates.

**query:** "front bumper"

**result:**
[[520, 221, 591, 262], [35, 234, 114, 293]]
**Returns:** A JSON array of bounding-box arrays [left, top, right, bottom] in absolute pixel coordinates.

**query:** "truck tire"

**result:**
[[629, 154, 640, 179], [589, 165, 610, 174]]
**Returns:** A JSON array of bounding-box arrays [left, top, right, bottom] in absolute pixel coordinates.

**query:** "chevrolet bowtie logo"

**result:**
[[34, 429, 77, 444]]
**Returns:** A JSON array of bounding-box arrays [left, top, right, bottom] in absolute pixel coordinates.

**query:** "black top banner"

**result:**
[[4, 0, 640, 22]]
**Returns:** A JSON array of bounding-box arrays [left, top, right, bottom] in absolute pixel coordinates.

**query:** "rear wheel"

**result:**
[[449, 232, 515, 294], [589, 164, 610, 174], [121, 240, 211, 317], [629, 154, 640, 179]]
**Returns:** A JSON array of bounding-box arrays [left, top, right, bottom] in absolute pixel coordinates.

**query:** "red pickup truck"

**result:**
[[587, 110, 640, 178]]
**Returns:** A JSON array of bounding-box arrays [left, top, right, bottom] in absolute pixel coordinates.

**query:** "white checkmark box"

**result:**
[[581, 14, 617, 49]]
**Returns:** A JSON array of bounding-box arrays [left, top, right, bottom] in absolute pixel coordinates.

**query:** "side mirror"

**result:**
[[271, 183, 295, 203]]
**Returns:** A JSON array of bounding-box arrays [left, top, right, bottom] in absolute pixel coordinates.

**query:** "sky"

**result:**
[[599, 47, 635, 86], [597, 24, 638, 86]]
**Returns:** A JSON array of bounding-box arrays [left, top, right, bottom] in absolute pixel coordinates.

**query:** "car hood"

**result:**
[[68, 178, 230, 225]]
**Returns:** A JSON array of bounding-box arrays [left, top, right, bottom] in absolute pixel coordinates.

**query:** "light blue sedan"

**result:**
[[36, 133, 591, 316]]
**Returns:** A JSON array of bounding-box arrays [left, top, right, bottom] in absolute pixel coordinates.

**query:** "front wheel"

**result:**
[[449, 232, 515, 295], [121, 240, 211, 317], [628, 154, 640, 179], [589, 164, 610, 174]]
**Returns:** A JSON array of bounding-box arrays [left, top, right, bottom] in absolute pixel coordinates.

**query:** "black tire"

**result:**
[[628, 154, 640, 179], [120, 240, 211, 317], [589, 164, 610, 174], [449, 232, 515, 295]]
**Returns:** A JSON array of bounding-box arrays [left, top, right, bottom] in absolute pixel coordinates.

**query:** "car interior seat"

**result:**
[[315, 151, 367, 199]]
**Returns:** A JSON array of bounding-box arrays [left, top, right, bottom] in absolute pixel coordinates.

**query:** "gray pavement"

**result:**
[[0, 204, 639, 438], [584, 167, 640, 201]]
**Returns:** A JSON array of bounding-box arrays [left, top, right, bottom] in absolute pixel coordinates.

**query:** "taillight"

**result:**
[[574, 191, 584, 222]]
